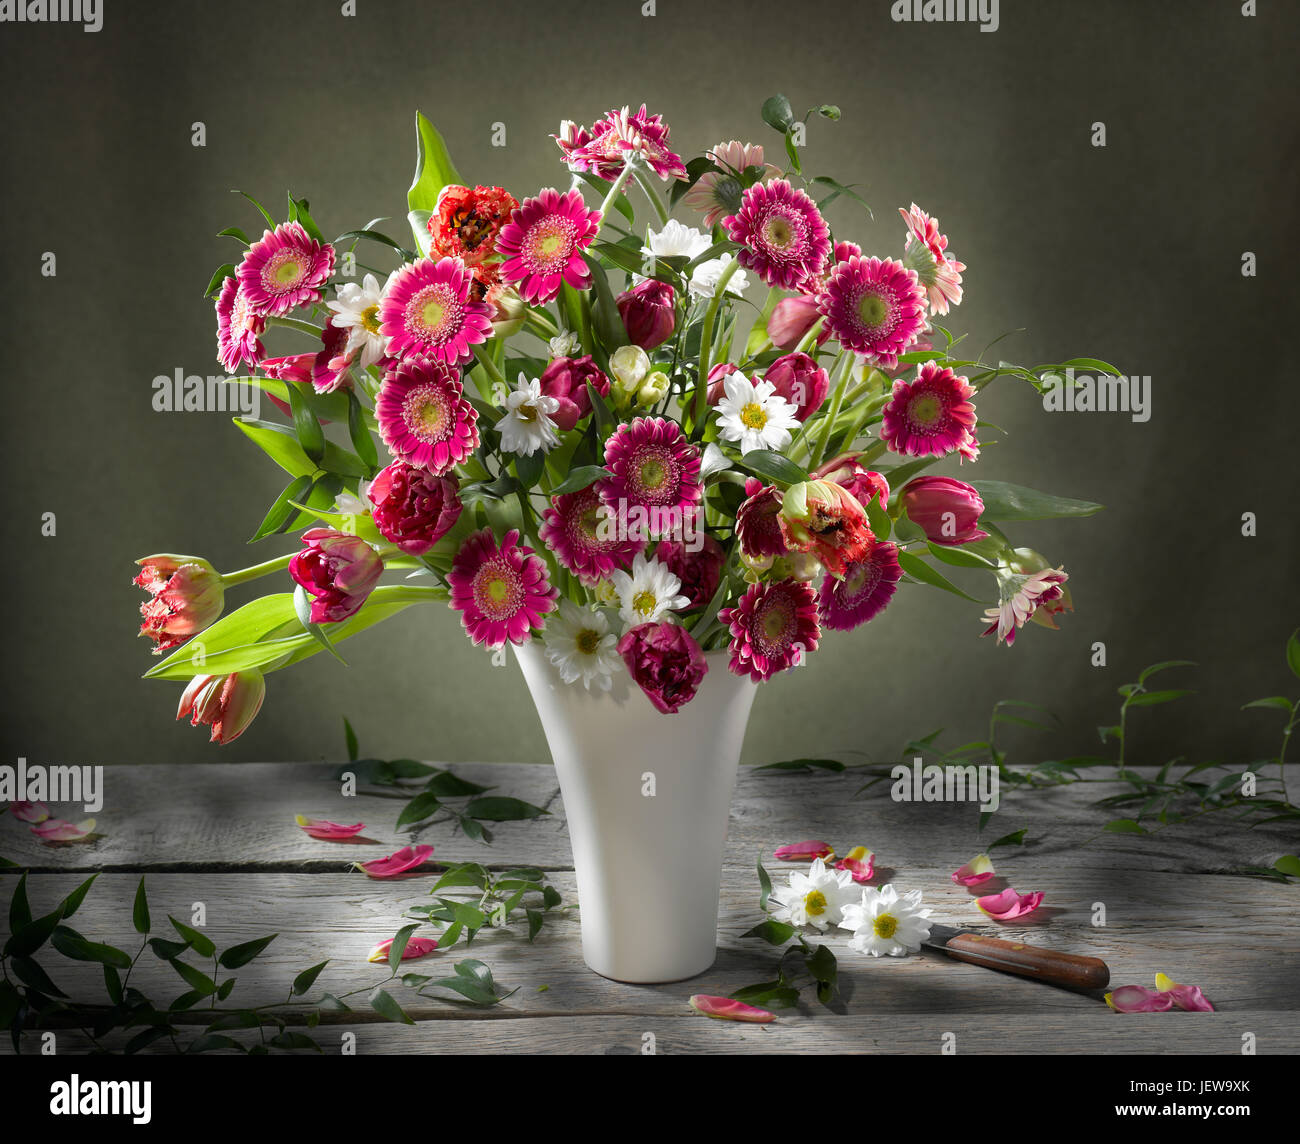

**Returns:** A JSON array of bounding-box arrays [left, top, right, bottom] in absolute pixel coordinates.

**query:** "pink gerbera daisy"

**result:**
[[601, 417, 703, 515], [563, 105, 688, 181], [215, 276, 264, 372], [447, 528, 558, 648], [720, 579, 821, 682], [723, 179, 831, 290], [683, 141, 781, 228], [818, 541, 903, 631], [237, 222, 335, 316], [376, 356, 479, 474], [539, 484, 641, 584], [815, 255, 927, 370], [496, 189, 602, 306], [379, 256, 493, 367], [879, 361, 980, 462], [981, 566, 1070, 647], [899, 203, 965, 315]]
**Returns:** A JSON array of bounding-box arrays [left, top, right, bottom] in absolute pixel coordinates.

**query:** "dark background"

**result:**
[[1, 0, 1296, 770]]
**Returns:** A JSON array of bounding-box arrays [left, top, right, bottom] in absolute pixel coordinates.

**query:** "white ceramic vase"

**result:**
[[513, 640, 757, 983]]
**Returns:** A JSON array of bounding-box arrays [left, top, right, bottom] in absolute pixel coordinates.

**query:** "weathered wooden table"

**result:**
[[3, 762, 1297, 1054]]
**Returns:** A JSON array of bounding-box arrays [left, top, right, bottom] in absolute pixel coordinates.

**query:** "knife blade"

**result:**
[[922, 923, 1110, 991]]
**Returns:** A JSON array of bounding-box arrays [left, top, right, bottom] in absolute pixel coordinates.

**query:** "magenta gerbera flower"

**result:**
[[879, 361, 980, 462], [496, 189, 602, 306], [815, 255, 927, 370], [817, 541, 903, 631], [215, 276, 264, 372], [376, 356, 479, 475], [723, 179, 831, 290], [237, 222, 335, 316], [900, 203, 965, 315], [601, 417, 703, 516], [447, 528, 558, 649], [539, 484, 641, 584], [379, 256, 493, 367], [563, 105, 688, 181], [720, 579, 821, 682]]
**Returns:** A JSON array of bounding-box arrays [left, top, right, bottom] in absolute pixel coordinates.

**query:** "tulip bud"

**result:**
[[289, 528, 384, 623], [538, 354, 610, 430], [609, 345, 651, 393], [763, 352, 829, 421], [636, 367, 672, 408], [134, 554, 225, 654], [704, 361, 738, 406], [548, 330, 582, 358], [488, 285, 526, 338], [767, 295, 825, 352], [616, 279, 676, 350], [177, 669, 266, 745], [778, 480, 875, 577], [812, 452, 890, 511], [899, 476, 989, 546]]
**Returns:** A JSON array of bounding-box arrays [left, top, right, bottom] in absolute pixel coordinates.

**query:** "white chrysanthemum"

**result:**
[[838, 883, 933, 957], [497, 373, 561, 457], [714, 371, 800, 454], [542, 600, 621, 690], [591, 578, 620, 607], [688, 253, 750, 299], [610, 553, 691, 628], [326, 273, 388, 368], [643, 219, 712, 261], [771, 857, 857, 931], [548, 330, 582, 358]]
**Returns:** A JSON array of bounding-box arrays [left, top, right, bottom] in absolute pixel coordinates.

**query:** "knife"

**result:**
[[922, 924, 1110, 991]]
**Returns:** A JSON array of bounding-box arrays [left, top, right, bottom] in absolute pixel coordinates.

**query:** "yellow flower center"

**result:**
[[804, 889, 827, 917], [273, 258, 303, 285], [633, 590, 658, 617], [361, 304, 382, 334], [421, 299, 447, 328], [857, 292, 888, 327], [576, 628, 601, 654], [873, 913, 898, 939], [740, 402, 768, 430], [909, 394, 942, 426]]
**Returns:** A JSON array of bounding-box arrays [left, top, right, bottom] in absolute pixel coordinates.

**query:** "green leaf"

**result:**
[[464, 797, 548, 822], [761, 94, 795, 133], [203, 262, 237, 299], [287, 383, 326, 466], [132, 878, 150, 935], [754, 758, 846, 773], [407, 111, 463, 215], [125, 1026, 175, 1055], [896, 550, 980, 602], [170, 959, 217, 996], [583, 255, 627, 352], [294, 583, 348, 666], [424, 771, 491, 798], [739, 449, 808, 487], [514, 450, 545, 491], [334, 228, 413, 260], [218, 934, 277, 969], [148, 937, 190, 960], [11, 956, 66, 999], [270, 1031, 322, 1052], [809, 175, 872, 217], [1136, 659, 1196, 684], [1126, 689, 1193, 707], [188, 1033, 244, 1054], [432, 863, 490, 892], [292, 960, 330, 996], [742, 919, 797, 945], [216, 226, 251, 244], [233, 188, 276, 228], [757, 857, 773, 912], [1103, 818, 1146, 835], [233, 418, 370, 481], [57, 874, 98, 920], [988, 828, 1028, 849], [550, 466, 610, 497], [1274, 855, 1300, 877], [347, 391, 379, 472], [575, 171, 635, 225], [730, 981, 800, 1008], [1287, 630, 1300, 681], [167, 917, 214, 958], [926, 541, 995, 569], [343, 717, 359, 762], [387, 923, 420, 973], [968, 480, 1104, 522], [8, 872, 30, 932], [287, 194, 325, 244], [396, 792, 442, 829], [49, 927, 132, 969], [1242, 697, 1295, 713], [250, 474, 314, 541]]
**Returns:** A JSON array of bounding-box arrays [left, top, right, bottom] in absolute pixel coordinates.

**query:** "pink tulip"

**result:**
[[289, 528, 383, 623], [811, 452, 890, 511], [616, 622, 708, 714], [616, 279, 676, 350], [766, 295, 826, 352], [899, 476, 989, 546], [773, 840, 834, 862], [134, 554, 224, 654], [538, 354, 610, 431], [689, 995, 776, 1023], [177, 670, 266, 745], [655, 535, 726, 609], [763, 352, 829, 421], [704, 361, 739, 407], [295, 815, 365, 840]]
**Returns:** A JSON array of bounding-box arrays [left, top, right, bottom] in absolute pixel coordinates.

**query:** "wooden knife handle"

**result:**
[[941, 933, 1110, 990]]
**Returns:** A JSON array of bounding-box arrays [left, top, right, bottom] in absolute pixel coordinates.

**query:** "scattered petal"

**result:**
[[951, 853, 996, 887], [1105, 985, 1175, 1013], [356, 844, 434, 878], [295, 814, 365, 840], [1155, 973, 1215, 1012], [367, 936, 439, 963], [689, 994, 776, 1023], [10, 801, 50, 823], [773, 840, 834, 862], [31, 818, 96, 841], [835, 845, 876, 883], [975, 887, 1044, 921]]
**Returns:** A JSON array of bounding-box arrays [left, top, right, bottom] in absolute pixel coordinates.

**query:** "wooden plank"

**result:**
[[2, 763, 1294, 874], [5, 870, 1296, 1025]]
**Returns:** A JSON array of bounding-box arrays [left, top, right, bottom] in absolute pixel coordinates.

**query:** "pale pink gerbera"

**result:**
[[815, 255, 927, 370], [879, 361, 980, 462], [900, 203, 965, 315], [237, 222, 335, 316], [564, 105, 688, 181], [818, 541, 903, 631], [496, 188, 602, 306], [684, 141, 781, 228], [720, 579, 821, 682], [215, 276, 264, 371], [376, 356, 479, 475], [379, 257, 493, 367], [981, 567, 1070, 647], [724, 180, 831, 290], [539, 484, 641, 584], [447, 528, 558, 649], [601, 417, 703, 515]]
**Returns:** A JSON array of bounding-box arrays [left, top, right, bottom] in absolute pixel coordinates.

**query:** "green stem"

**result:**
[[597, 161, 638, 226], [266, 315, 324, 337], [471, 344, 508, 395], [809, 354, 853, 470], [630, 165, 670, 225], [221, 553, 294, 587], [794, 318, 825, 357], [693, 258, 745, 432], [525, 308, 560, 341]]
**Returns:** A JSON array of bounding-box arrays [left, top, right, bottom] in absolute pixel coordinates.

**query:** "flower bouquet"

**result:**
[[137, 99, 1107, 981]]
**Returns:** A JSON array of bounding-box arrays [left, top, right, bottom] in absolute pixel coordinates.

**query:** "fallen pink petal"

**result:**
[[773, 840, 834, 861], [367, 936, 439, 963], [1105, 985, 1176, 1013], [689, 994, 776, 1023], [356, 844, 434, 878], [1156, 972, 1215, 1012], [31, 818, 96, 842], [951, 853, 995, 886], [835, 845, 876, 883], [295, 814, 366, 840], [9, 800, 50, 823], [975, 887, 1044, 921]]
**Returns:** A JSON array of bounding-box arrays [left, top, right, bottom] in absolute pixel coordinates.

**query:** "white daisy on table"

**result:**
[[542, 600, 621, 690], [497, 373, 561, 457], [838, 883, 933, 957], [714, 371, 800, 454], [325, 272, 388, 368], [770, 857, 857, 931], [610, 553, 691, 629]]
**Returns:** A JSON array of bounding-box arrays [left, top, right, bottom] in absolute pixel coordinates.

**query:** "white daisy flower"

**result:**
[[838, 883, 933, 957], [642, 219, 712, 262], [610, 553, 691, 628], [714, 371, 801, 454], [771, 857, 857, 931], [497, 373, 561, 457], [688, 253, 750, 300], [591, 578, 620, 607], [325, 272, 388, 368], [542, 600, 621, 691]]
